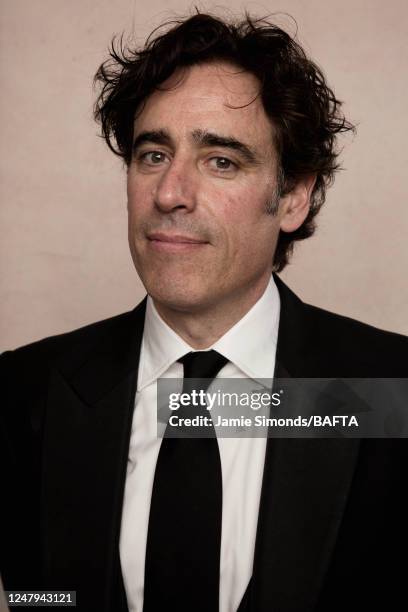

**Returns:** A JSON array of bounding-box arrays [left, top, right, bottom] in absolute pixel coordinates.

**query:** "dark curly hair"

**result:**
[[94, 12, 355, 271]]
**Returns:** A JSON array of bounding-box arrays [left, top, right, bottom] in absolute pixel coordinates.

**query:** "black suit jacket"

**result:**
[[1, 275, 407, 611]]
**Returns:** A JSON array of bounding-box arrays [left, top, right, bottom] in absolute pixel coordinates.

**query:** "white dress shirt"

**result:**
[[120, 276, 280, 612]]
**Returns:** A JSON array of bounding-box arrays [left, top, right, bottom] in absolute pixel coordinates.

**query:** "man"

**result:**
[[1, 12, 407, 612]]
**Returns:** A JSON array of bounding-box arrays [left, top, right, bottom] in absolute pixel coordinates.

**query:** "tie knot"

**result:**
[[178, 350, 228, 380]]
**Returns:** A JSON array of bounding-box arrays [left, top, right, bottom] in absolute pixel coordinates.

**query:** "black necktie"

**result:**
[[143, 350, 228, 612]]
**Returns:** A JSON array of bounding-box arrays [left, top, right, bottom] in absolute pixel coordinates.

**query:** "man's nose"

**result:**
[[153, 159, 197, 213]]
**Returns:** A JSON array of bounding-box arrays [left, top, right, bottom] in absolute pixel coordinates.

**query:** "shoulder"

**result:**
[[274, 274, 407, 377], [0, 305, 146, 442], [1, 309, 133, 365], [304, 301, 408, 376], [0, 306, 144, 391], [306, 300, 407, 346]]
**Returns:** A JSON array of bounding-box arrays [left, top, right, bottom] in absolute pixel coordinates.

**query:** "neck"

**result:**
[[153, 277, 271, 349]]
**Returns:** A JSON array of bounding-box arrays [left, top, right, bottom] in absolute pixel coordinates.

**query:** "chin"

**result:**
[[146, 277, 211, 313]]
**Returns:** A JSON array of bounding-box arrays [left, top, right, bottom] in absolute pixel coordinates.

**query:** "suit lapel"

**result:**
[[41, 277, 360, 611], [249, 276, 360, 612], [42, 299, 147, 611]]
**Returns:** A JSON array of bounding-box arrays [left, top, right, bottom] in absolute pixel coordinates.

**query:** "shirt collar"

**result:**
[[137, 298, 191, 390], [211, 276, 280, 381], [138, 275, 280, 390]]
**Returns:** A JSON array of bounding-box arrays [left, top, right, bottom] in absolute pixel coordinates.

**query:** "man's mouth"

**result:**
[[147, 232, 209, 252]]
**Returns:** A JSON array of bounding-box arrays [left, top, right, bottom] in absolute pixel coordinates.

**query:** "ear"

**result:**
[[279, 175, 316, 233]]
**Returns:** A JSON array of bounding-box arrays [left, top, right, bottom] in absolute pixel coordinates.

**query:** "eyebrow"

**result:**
[[192, 129, 261, 165], [132, 128, 261, 165], [132, 129, 171, 151]]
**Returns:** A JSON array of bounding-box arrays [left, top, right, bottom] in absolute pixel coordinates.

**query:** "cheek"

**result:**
[[215, 183, 272, 234], [127, 177, 153, 219], [220, 188, 278, 259]]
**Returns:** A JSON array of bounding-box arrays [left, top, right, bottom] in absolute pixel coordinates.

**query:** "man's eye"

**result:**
[[209, 157, 237, 172], [139, 151, 167, 165]]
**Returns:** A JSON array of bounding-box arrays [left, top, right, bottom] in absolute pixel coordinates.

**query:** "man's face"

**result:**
[[127, 62, 287, 314]]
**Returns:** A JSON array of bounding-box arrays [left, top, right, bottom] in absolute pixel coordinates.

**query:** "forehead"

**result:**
[[134, 62, 275, 152]]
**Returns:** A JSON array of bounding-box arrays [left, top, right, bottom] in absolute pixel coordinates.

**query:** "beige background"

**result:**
[[1, 0, 407, 351]]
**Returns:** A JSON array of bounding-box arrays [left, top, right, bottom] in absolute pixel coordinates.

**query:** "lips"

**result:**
[[147, 232, 208, 244], [146, 231, 209, 253]]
